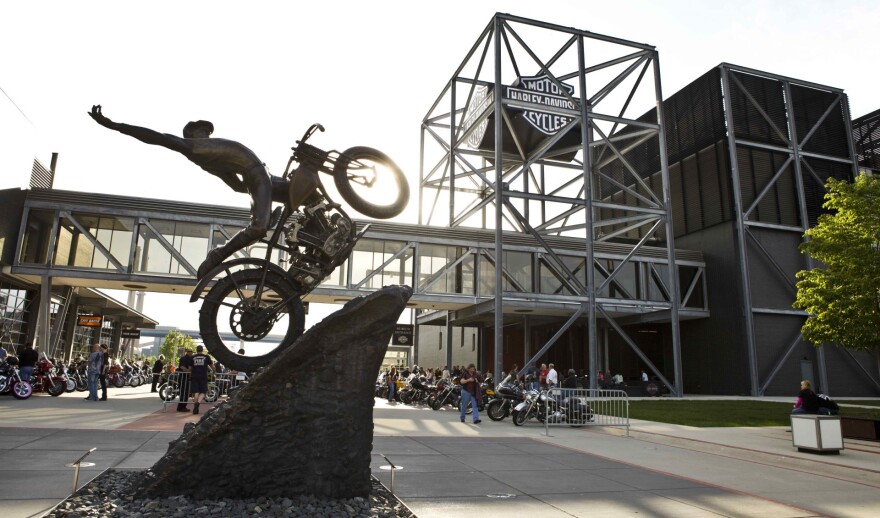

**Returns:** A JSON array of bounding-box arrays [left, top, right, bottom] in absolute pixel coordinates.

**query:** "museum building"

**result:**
[[1, 14, 878, 396]]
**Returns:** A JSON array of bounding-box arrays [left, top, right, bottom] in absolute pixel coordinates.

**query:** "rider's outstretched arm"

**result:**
[[89, 105, 190, 155]]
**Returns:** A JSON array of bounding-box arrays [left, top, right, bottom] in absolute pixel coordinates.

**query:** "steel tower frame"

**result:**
[[419, 13, 683, 394]]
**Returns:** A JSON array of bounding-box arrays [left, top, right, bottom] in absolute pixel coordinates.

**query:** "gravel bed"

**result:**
[[48, 470, 415, 518]]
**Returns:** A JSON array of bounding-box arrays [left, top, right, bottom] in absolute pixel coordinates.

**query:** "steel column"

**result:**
[[720, 65, 760, 396]]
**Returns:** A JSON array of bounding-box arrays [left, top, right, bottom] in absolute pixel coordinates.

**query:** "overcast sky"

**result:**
[[2, 0, 878, 331]]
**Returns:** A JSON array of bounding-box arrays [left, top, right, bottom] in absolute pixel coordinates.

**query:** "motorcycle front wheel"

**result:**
[[48, 379, 65, 397], [112, 376, 124, 388], [65, 378, 77, 393], [13, 381, 33, 399], [199, 268, 305, 373], [512, 409, 529, 426], [486, 399, 508, 421], [75, 377, 87, 392], [333, 146, 409, 219]]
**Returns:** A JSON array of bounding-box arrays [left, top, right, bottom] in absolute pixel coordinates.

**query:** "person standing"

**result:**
[[151, 355, 165, 392], [459, 363, 483, 424], [18, 344, 38, 382], [386, 367, 398, 402], [190, 345, 214, 415], [99, 344, 110, 401], [546, 363, 558, 389], [0, 343, 7, 361], [85, 343, 102, 401], [176, 348, 194, 412]]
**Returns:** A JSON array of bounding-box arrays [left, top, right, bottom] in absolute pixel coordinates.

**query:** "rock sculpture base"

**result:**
[[136, 285, 412, 499]]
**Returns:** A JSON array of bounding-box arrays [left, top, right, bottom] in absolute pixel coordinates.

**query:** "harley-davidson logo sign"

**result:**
[[506, 74, 576, 135]]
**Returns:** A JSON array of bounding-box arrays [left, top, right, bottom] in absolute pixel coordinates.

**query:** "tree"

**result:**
[[794, 173, 880, 352], [160, 329, 195, 366]]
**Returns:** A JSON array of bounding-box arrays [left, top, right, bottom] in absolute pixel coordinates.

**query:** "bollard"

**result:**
[[379, 454, 402, 495], [66, 448, 97, 493]]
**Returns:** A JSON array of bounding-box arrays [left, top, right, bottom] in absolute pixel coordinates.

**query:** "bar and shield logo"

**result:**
[[505, 74, 576, 135]]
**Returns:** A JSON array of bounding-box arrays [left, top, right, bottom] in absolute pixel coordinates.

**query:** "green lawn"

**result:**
[[626, 400, 880, 427]]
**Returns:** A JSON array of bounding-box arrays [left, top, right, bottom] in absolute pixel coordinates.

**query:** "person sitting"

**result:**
[[791, 379, 835, 415]]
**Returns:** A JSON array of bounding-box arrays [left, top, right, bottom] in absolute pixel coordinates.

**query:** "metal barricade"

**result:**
[[159, 371, 249, 411], [544, 388, 629, 436]]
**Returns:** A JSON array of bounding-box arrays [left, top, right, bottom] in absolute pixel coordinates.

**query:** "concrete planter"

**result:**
[[791, 414, 843, 454]]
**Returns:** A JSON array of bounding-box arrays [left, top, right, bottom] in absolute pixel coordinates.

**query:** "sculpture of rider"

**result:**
[[89, 105, 318, 278]]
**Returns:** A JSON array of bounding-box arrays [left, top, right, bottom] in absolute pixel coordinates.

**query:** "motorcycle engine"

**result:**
[[284, 201, 355, 291]]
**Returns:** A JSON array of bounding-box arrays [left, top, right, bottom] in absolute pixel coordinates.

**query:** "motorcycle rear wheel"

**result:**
[[13, 381, 33, 399], [205, 383, 219, 403], [200, 268, 305, 373], [158, 383, 177, 402], [333, 146, 409, 219]]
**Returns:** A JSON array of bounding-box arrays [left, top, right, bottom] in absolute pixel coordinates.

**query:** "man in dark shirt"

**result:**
[[459, 363, 483, 424], [99, 344, 110, 401], [151, 355, 165, 393], [18, 344, 39, 382], [190, 345, 214, 415], [177, 348, 194, 412]]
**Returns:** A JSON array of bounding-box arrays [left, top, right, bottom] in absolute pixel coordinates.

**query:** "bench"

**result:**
[[791, 414, 843, 454], [841, 416, 880, 441]]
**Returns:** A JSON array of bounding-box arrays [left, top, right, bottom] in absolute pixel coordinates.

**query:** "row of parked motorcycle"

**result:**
[[376, 374, 595, 426], [0, 354, 151, 400]]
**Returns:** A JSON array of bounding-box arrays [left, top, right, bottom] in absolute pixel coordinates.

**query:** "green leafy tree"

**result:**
[[160, 329, 195, 366], [794, 173, 880, 351]]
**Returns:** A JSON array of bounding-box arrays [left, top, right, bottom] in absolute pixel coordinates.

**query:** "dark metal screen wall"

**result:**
[[852, 108, 880, 172]]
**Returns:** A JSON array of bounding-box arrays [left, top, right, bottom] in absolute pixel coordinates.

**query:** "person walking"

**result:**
[[459, 363, 483, 424], [177, 348, 194, 412], [99, 344, 110, 401], [85, 343, 102, 401], [151, 355, 165, 392], [190, 345, 214, 415]]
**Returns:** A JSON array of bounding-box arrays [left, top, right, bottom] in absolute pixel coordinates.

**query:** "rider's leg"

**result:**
[[197, 178, 272, 278]]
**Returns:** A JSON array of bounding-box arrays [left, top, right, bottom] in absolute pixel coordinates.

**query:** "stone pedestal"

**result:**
[[137, 285, 412, 499]]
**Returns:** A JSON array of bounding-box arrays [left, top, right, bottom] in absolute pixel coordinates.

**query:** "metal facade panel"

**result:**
[[790, 84, 850, 159], [676, 223, 748, 394], [852, 108, 880, 170], [728, 71, 789, 147]]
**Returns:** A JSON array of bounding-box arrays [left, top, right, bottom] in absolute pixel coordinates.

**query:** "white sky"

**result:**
[[2, 0, 878, 331]]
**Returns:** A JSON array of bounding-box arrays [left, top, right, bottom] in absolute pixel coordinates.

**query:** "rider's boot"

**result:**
[[196, 248, 226, 279]]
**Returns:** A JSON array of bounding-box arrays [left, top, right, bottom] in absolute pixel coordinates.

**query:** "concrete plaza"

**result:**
[[0, 386, 878, 517]]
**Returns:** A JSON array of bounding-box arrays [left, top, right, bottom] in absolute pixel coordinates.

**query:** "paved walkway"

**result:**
[[1, 387, 878, 517]]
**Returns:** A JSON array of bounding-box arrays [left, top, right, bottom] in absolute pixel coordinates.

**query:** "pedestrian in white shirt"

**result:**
[[547, 363, 558, 388]]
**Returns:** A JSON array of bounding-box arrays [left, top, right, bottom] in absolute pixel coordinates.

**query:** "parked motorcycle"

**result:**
[[511, 388, 594, 427], [486, 376, 525, 421], [0, 357, 33, 399], [29, 356, 66, 397]]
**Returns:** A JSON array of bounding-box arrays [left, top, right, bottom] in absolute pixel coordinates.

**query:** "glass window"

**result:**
[[136, 219, 209, 275], [0, 282, 32, 352], [52, 214, 134, 270], [539, 254, 586, 295], [419, 244, 473, 295], [350, 239, 411, 290]]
